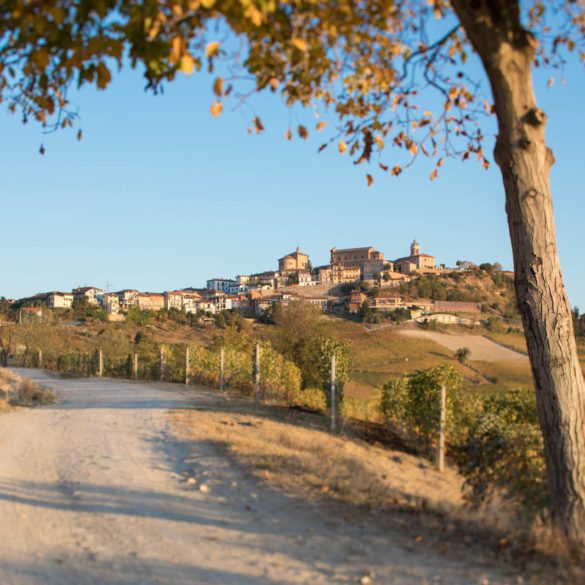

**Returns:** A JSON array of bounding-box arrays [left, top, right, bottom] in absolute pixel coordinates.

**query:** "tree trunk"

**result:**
[[452, 2, 585, 547]]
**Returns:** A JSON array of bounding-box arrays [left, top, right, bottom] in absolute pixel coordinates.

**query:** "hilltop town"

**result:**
[[4, 241, 500, 323]]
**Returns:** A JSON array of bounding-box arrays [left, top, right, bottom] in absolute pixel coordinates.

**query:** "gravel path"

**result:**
[[0, 369, 527, 585]]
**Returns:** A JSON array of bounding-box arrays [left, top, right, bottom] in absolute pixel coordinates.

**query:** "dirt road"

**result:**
[[397, 329, 529, 363], [0, 369, 525, 584]]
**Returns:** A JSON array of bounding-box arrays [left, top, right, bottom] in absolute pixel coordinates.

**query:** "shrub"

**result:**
[[455, 347, 471, 363]]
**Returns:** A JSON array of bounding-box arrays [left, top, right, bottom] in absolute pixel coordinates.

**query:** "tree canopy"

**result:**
[[1, 1, 582, 177]]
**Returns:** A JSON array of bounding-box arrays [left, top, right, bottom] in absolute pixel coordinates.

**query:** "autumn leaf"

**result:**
[[205, 41, 220, 59], [430, 169, 438, 181], [284, 129, 292, 140], [338, 140, 347, 154], [291, 38, 308, 52], [366, 174, 374, 187], [170, 37, 184, 65], [391, 165, 402, 176], [253, 117, 264, 133], [213, 77, 223, 96], [180, 54, 195, 75], [298, 125, 308, 139], [409, 143, 418, 156], [39, 144, 45, 155], [482, 158, 490, 170], [374, 135, 384, 149], [77, 129, 83, 141], [316, 121, 327, 132], [210, 101, 223, 117]]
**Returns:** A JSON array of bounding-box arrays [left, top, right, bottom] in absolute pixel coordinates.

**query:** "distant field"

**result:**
[[324, 321, 537, 398]]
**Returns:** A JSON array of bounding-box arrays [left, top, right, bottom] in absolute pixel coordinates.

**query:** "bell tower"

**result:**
[[410, 239, 420, 256]]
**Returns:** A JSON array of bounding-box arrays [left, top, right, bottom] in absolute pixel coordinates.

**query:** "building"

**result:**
[[348, 291, 368, 313], [163, 290, 201, 312], [370, 295, 402, 310], [102, 293, 120, 315], [394, 240, 436, 274], [278, 247, 310, 274], [47, 292, 74, 309], [330, 246, 390, 281], [206, 278, 236, 293], [137, 293, 165, 312], [72, 286, 104, 305], [116, 289, 139, 311]]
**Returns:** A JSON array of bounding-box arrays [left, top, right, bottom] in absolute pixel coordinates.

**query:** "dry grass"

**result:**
[[171, 391, 585, 581], [172, 395, 510, 525], [0, 369, 57, 409]]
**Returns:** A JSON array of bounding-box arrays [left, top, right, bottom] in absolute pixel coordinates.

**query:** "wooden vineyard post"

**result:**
[[437, 385, 446, 473], [219, 347, 225, 392], [330, 354, 337, 433], [255, 343, 261, 403]]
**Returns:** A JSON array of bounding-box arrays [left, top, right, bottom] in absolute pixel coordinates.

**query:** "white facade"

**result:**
[[48, 293, 74, 309], [206, 278, 236, 293]]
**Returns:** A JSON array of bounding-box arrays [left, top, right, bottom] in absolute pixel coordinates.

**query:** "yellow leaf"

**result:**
[[391, 165, 402, 176], [423, 110, 432, 117], [430, 169, 438, 181], [170, 37, 184, 65], [448, 86, 458, 99], [205, 41, 220, 59], [200, 0, 216, 7], [409, 143, 418, 156], [316, 121, 327, 132], [374, 135, 384, 149], [213, 77, 223, 96], [291, 38, 308, 52], [366, 174, 374, 187], [180, 54, 195, 75], [338, 140, 347, 154], [269, 78, 279, 91], [210, 101, 223, 117]]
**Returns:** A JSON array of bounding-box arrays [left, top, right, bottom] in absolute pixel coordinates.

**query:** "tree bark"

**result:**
[[452, 1, 585, 547]]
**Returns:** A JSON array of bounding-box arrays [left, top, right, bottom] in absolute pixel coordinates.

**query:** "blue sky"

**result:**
[[0, 47, 583, 309]]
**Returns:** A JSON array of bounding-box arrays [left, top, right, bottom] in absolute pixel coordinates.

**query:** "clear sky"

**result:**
[[0, 45, 583, 309]]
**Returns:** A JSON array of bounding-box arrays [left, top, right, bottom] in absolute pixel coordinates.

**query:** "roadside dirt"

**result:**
[[0, 368, 570, 584]]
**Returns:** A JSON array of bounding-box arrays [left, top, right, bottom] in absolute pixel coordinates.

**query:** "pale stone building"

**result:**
[[394, 240, 436, 274], [278, 247, 310, 274]]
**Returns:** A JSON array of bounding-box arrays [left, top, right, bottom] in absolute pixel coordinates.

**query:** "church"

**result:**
[[394, 240, 436, 274]]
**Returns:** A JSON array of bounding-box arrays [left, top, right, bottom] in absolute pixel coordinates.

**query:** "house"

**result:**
[[370, 295, 402, 310], [137, 293, 165, 312], [47, 292, 74, 309], [278, 247, 310, 274], [206, 278, 236, 293], [394, 240, 436, 274], [164, 290, 201, 312], [348, 291, 368, 313], [116, 289, 139, 311], [298, 270, 316, 286], [72, 286, 104, 306], [102, 293, 120, 315]]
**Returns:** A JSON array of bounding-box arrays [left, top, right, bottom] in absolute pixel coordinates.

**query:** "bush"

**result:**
[[379, 368, 547, 520]]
